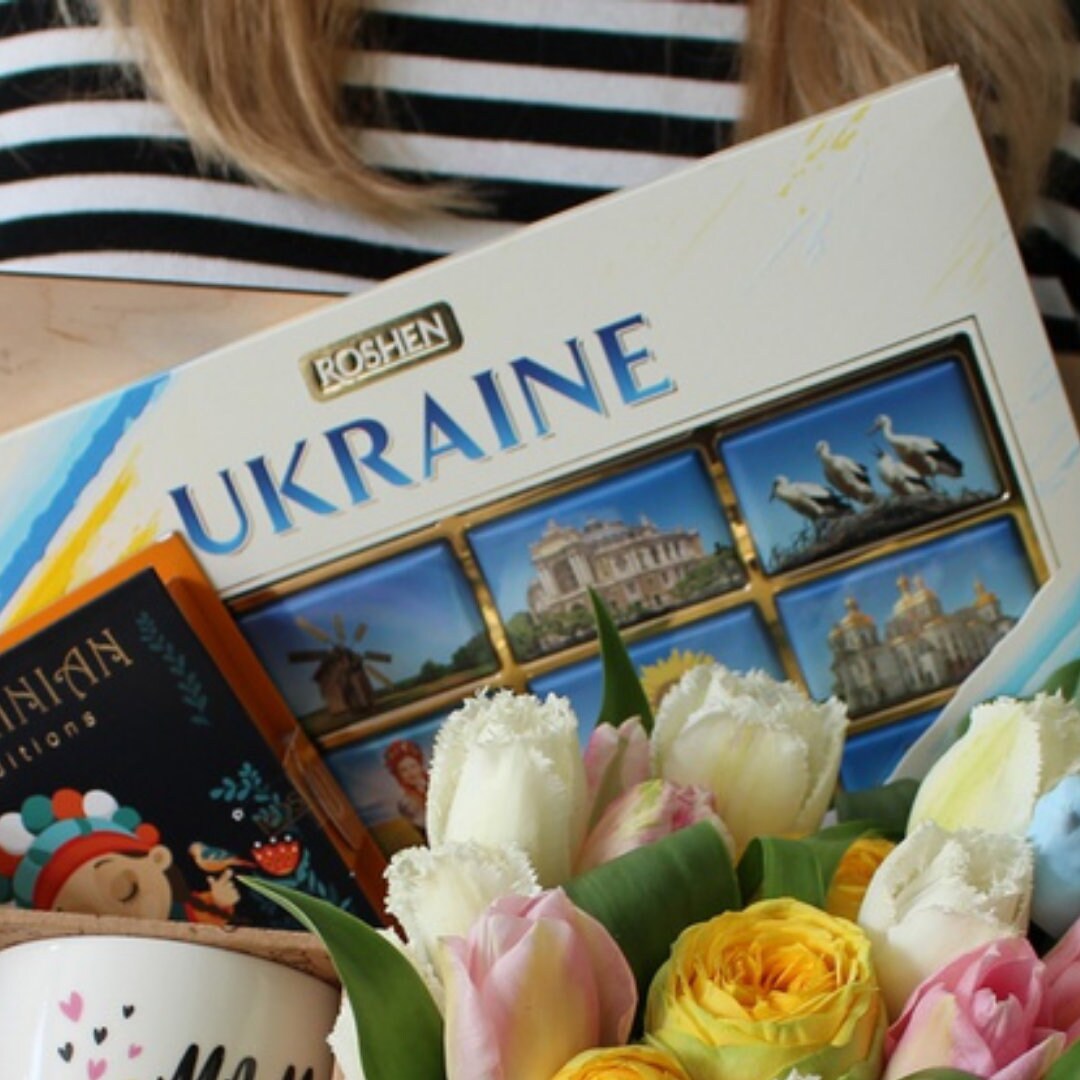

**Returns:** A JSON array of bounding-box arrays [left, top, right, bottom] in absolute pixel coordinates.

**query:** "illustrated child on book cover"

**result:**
[[0, 787, 243, 924]]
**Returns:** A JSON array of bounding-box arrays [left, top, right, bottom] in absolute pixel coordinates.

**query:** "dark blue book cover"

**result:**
[[0, 547, 381, 928]]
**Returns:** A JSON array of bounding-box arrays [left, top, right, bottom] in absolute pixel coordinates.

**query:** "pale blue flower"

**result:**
[[1028, 773, 1080, 939]]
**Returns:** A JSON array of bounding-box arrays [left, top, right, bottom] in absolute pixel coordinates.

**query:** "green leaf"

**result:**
[[242, 877, 445, 1080], [738, 836, 827, 908], [565, 821, 738, 1016], [803, 820, 884, 890], [1046, 1038, 1080, 1080], [834, 778, 919, 838], [739, 822, 881, 908], [1041, 657, 1080, 704], [590, 588, 655, 734]]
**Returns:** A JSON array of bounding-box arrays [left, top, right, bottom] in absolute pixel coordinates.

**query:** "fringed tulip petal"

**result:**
[[652, 664, 846, 853], [909, 694, 1080, 838], [858, 823, 1032, 1018], [385, 840, 539, 976], [427, 690, 587, 887]]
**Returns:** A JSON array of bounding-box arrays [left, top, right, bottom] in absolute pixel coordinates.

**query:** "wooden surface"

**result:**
[[0, 907, 340, 986], [0, 276, 355, 1069], [1, 271, 1076, 436], [0, 272, 334, 433]]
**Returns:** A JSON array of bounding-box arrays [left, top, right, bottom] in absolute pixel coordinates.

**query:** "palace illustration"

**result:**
[[829, 575, 1016, 715], [525, 515, 742, 628]]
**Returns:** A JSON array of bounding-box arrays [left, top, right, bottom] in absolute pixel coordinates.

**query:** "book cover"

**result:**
[[0, 537, 384, 925]]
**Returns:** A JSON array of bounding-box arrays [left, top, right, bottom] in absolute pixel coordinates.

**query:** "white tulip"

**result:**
[[908, 692, 1080, 837], [426, 690, 588, 886], [384, 840, 540, 974], [857, 821, 1032, 1018], [651, 664, 847, 852], [329, 996, 364, 1080]]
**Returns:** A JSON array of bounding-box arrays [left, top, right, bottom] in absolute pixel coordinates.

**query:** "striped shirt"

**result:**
[[1, 0, 1077, 349]]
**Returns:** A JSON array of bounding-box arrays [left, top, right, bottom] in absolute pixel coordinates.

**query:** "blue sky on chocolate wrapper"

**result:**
[[720, 357, 1001, 572], [325, 606, 787, 827], [531, 604, 785, 740], [0, 377, 167, 615], [776, 517, 1038, 702], [469, 450, 736, 619], [238, 541, 488, 717]]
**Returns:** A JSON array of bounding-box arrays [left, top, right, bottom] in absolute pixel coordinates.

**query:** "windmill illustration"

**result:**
[[288, 614, 394, 718]]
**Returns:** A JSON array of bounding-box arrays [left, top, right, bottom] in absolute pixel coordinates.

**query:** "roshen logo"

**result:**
[[302, 301, 463, 401]]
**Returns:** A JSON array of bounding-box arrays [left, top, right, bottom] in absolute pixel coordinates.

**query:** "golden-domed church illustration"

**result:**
[[829, 575, 1016, 715]]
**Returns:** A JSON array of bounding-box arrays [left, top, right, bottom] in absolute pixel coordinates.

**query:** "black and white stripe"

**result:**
[[0, 0, 742, 290], [0, 0, 1076, 350]]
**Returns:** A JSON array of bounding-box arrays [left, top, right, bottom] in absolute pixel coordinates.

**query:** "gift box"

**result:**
[[0, 69, 1076, 894], [1, 65, 1079, 1080]]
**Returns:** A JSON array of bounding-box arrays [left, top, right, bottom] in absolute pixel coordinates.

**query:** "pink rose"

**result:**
[[574, 778, 732, 873], [884, 937, 1065, 1080], [438, 889, 637, 1080], [1040, 916, 1080, 1044]]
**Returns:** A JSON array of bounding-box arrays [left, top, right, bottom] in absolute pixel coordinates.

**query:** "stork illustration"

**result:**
[[288, 615, 393, 717], [770, 475, 853, 523], [870, 414, 963, 479], [814, 440, 874, 504], [875, 447, 932, 497]]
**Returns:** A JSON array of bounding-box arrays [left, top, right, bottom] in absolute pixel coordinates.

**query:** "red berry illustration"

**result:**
[[250, 834, 302, 876]]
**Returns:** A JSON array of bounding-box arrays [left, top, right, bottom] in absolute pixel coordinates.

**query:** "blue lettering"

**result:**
[[247, 442, 339, 535], [168, 311, 672, 557], [325, 418, 413, 504], [422, 394, 485, 480], [597, 314, 674, 404], [473, 369, 521, 451], [169, 471, 251, 556], [511, 345, 604, 438]]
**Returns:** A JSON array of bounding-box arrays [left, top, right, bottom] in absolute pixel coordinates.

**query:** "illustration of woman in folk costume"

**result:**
[[383, 738, 429, 842]]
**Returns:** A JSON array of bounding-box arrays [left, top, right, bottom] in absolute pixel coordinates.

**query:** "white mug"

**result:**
[[0, 934, 340, 1079]]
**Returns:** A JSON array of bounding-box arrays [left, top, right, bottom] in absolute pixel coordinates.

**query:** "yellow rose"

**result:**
[[552, 1044, 693, 1079], [646, 898, 885, 1080], [825, 837, 896, 923]]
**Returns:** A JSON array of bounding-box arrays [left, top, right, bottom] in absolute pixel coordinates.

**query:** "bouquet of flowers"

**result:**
[[250, 592, 1080, 1080]]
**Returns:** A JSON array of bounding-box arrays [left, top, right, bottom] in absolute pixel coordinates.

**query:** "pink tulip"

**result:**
[[438, 889, 637, 1080], [583, 717, 651, 828], [575, 778, 732, 873], [1041, 916, 1080, 1044], [884, 937, 1065, 1080]]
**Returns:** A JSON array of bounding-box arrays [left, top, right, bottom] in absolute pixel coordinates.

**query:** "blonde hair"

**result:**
[[739, 0, 1075, 228], [92, 0, 472, 220], [93, 0, 1073, 228]]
